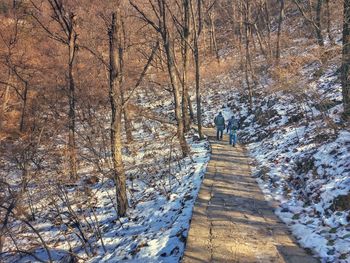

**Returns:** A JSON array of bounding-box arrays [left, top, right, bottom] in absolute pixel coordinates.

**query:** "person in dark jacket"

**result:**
[[214, 112, 225, 140]]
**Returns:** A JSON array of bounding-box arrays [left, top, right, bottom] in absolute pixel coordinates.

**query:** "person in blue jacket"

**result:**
[[228, 115, 239, 147]]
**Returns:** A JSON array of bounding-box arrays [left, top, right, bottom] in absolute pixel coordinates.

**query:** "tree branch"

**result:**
[[124, 41, 160, 105], [129, 1, 161, 32]]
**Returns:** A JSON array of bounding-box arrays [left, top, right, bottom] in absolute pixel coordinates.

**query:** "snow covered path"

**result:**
[[182, 129, 318, 263]]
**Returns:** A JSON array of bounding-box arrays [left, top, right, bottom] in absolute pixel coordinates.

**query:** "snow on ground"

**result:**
[[1, 83, 210, 263], [2, 127, 210, 263], [88, 132, 210, 263]]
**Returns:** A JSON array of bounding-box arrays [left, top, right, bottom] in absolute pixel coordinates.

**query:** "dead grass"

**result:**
[[201, 54, 239, 80]]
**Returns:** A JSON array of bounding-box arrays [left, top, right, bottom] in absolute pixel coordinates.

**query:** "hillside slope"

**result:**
[[200, 40, 350, 262]]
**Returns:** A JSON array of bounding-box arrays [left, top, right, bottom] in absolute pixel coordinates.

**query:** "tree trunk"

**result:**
[[182, 0, 191, 132], [119, 17, 133, 143], [123, 103, 133, 143], [2, 71, 13, 117], [238, 0, 244, 70], [182, 67, 191, 132], [325, 0, 334, 44], [191, 0, 203, 139], [68, 28, 77, 179], [276, 0, 285, 62], [244, 1, 253, 109], [188, 93, 195, 120], [253, 22, 267, 60], [19, 81, 28, 132], [315, 0, 324, 46], [263, 0, 272, 59], [194, 45, 203, 139], [109, 12, 128, 217], [164, 38, 189, 157], [208, 12, 219, 62], [229, 2, 237, 44], [342, 0, 350, 118], [2, 86, 10, 112]]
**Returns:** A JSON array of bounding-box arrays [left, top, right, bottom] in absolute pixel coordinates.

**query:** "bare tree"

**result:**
[[130, 0, 190, 156], [191, 0, 204, 139], [243, 0, 253, 108], [325, 0, 334, 44], [78, 3, 159, 217], [342, 0, 350, 118], [262, 0, 272, 58], [119, 18, 134, 144], [108, 11, 128, 217], [31, 0, 78, 178], [0, 76, 29, 132], [276, 0, 285, 62], [293, 0, 324, 46], [183, 0, 192, 131], [204, 0, 220, 62], [0, 10, 30, 132]]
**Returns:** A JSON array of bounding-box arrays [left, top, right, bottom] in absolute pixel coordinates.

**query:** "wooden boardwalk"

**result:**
[[182, 130, 318, 263]]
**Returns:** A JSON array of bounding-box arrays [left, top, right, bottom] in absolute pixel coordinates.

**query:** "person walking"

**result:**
[[226, 115, 234, 133], [228, 115, 239, 146], [214, 112, 225, 140]]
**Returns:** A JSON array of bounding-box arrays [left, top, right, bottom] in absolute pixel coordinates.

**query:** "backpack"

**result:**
[[215, 115, 225, 126], [231, 118, 239, 130]]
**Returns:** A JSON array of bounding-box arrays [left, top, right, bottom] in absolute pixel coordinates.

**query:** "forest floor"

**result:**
[[182, 128, 319, 263]]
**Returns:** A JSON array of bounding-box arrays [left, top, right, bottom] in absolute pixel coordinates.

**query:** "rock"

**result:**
[[294, 157, 315, 174], [314, 133, 331, 143], [192, 134, 200, 141], [255, 166, 270, 181], [287, 113, 304, 124], [314, 99, 341, 111], [60, 253, 78, 263], [281, 207, 290, 213], [84, 175, 100, 185], [254, 108, 280, 127], [257, 131, 268, 141], [267, 99, 278, 108], [332, 194, 350, 211]]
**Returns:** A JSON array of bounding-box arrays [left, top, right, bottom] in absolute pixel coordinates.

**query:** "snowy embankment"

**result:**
[[89, 133, 210, 263], [246, 69, 350, 263], [201, 59, 350, 262], [2, 106, 210, 262]]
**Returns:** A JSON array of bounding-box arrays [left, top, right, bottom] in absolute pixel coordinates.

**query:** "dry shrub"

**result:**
[[201, 54, 238, 80], [319, 45, 342, 64], [0, 109, 7, 141], [268, 47, 327, 92], [0, 111, 22, 140], [268, 60, 304, 94], [269, 42, 341, 96]]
